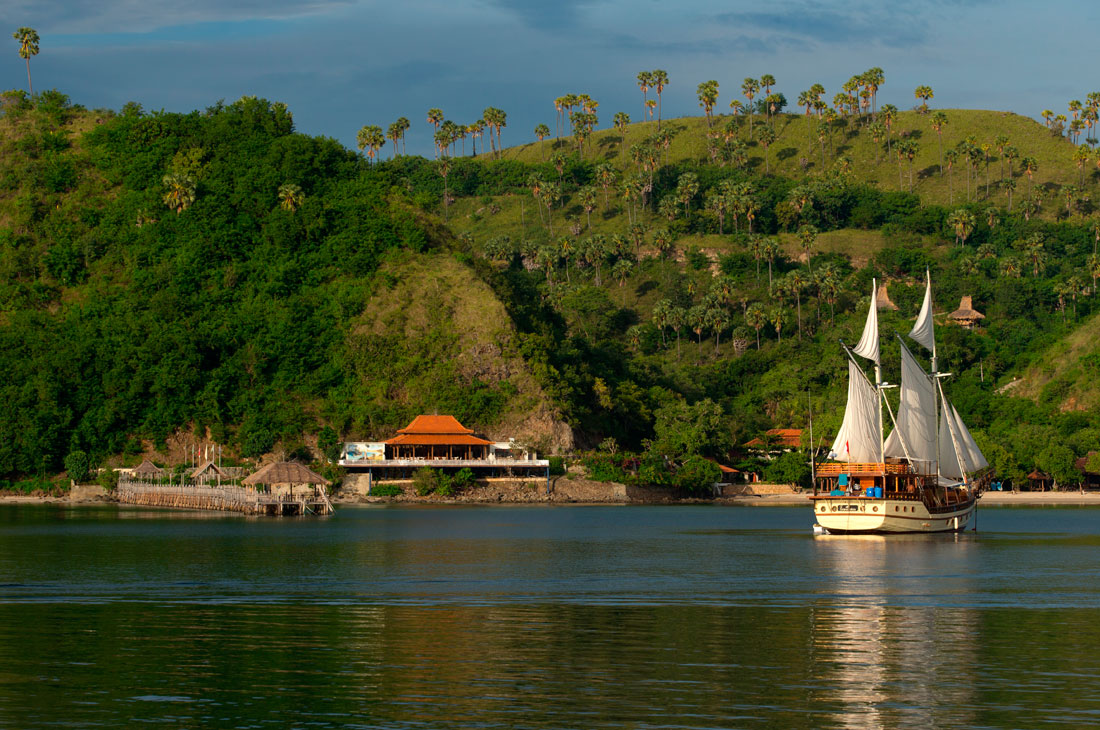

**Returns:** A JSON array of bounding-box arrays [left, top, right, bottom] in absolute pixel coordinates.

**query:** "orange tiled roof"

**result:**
[[745, 428, 803, 448], [397, 415, 475, 435], [386, 433, 492, 446]]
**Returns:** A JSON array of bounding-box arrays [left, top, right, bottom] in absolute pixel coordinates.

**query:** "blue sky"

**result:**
[[4, 0, 1100, 157]]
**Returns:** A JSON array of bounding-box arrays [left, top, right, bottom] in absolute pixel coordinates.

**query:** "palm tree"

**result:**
[[797, 224, 818, 275], [899, 139, 919, 192], [426, 109, 443, 157], [930, 111, 948, 174], [1063, 184, 1081, 218], [483, 107, 507, 159], [357, 124, 385, 164], [742, 78, 759, 137], [636, 71, 653, 120], [1024, 234, 1047, 277], [579, 185, 598, 230], [914, 85, 934, 113], [946, 209, 976, 246], [612, 258, 634, 303], [534, 123, 551, 160], [1021, 156, 1039, 194], [757, 124, 777, 174], [997, 178, 1015, 211], [768, 305, 788, 343], [470, 119, 485, 157], [162, 173, 196, 214], [387, 121, 403, 157], [762, 237, 780, 290], [613, 111, 630, 151], [864, 67, 885, 117], [13, 28, 39, 96], [785, 271, 807, 339], [278, 183, 303, 212], [676, 172, 699, 223], [645, 99, 657, 121], [652, 299, 672, 347], [1021, 192, 1042, 221], [1087, 252, 1100, 294], [958, 253, 979, 277], [697, 80, 719, 127], [999, 256, 1022, 279], [985, 206, 1000, 230], [990, 134, 1009, 181], [706, 306, 731, 355], [651, 69, 669, 129], [744, 303, 766, 349], [817, 264, 841, 324], [1075, 145, 1091, 186]]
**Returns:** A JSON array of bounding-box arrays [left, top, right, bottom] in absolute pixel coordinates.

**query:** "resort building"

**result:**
[[340, 414, 550, 485]]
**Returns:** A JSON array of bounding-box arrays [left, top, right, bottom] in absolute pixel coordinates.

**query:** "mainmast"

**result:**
[[852, 279, 885, 464]]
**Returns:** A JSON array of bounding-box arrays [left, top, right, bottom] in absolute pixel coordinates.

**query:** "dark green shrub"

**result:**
[[673, 455, 721, 492], [548, 457, 566, 476], [414, 467, 439, 496], [64, 451, 90, 483], [371, 483, 402, 497], [97, 468, 119, 491]]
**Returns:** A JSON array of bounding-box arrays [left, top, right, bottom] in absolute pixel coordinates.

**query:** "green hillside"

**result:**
[[1, 87, 1098, 490], [506, 109, 1088, 211], [0, 90, 560, 484]]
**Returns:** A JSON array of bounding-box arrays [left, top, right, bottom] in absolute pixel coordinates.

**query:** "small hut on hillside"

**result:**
[[243, 461, 328, 497], [132, 459, 165, 480], [948, 296, 985, 329]]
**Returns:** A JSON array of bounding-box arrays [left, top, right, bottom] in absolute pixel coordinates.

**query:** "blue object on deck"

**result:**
[[874, 486, 884, 498], [830, 489, 844, 496], [838, 474, 848, 486]]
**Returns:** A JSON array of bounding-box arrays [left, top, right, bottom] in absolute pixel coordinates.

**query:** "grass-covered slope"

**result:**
[[507, 109, 1087, 209], [335, 251, 568, 450], [1012, 310, 1100, 411]]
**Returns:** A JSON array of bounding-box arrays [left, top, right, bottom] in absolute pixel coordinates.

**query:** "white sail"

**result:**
[[909, 271, 936, 354], [830, 360, 882, 463], [951, 403, 989, 470], [883, 344, 938, 472], [852, 279, 880, 364], [938, 403, 966, 481]]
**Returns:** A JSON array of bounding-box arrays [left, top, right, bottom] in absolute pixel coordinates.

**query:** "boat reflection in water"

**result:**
[[809, 534, 979, 728]]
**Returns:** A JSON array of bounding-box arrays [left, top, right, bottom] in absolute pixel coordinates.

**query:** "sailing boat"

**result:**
[[811, 272, 992, 534]]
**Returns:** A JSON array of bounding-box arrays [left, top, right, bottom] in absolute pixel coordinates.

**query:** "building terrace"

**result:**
[[340, 415, 550, 485]]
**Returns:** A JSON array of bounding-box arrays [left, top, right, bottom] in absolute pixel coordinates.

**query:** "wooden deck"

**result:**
[[116, 479, 333, 516]]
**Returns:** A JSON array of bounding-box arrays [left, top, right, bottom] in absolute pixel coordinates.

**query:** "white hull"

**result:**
[[812, 496, 975, 534]]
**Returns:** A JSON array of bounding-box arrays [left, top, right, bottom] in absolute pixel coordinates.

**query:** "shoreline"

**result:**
[[4, 489, 1100, 508]]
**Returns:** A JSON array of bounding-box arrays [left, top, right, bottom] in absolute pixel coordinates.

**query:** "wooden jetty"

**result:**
[[117, 475, 334, 516]]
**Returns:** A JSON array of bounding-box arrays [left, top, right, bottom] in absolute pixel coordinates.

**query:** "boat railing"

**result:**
[[815, 462, 911, 477]]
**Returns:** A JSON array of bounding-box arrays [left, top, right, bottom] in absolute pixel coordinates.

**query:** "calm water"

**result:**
[[1, 503, 1099, 728]]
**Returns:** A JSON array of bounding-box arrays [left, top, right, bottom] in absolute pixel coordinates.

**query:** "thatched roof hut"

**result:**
[[1027, 469, 1052, 491], [190, 460, 226, 480], [948, 296, 985, 328], [132, 459, 164, 478], [242, 461, 328, 487]]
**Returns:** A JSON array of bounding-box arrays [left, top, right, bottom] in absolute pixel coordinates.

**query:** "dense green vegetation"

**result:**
[[4, 72, 1100, 490], [0, 90, 504, 482]]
